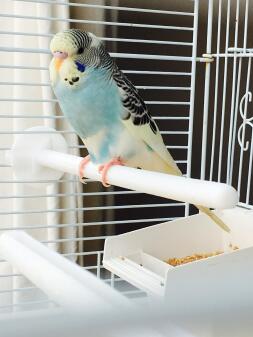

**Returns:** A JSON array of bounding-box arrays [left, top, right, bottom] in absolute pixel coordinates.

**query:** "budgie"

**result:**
[[49, 29, 230, 232]]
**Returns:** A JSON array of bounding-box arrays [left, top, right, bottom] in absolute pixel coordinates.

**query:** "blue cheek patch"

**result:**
[[75, 61, 85, 73]]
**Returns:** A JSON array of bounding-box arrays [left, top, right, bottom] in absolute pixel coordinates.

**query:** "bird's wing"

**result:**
[[113, 68, 181, 175]]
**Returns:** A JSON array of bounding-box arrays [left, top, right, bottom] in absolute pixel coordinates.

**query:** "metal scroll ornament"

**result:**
[[238, 91, 253, 151]]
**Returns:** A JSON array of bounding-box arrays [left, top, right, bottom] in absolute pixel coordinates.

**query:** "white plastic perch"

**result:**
[[7, 126, 238, 209], [0, 230, 130, 312], [0, 231, 191, 337]]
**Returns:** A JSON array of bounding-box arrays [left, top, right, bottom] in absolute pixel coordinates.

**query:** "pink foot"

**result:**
[[78, 155, 90, 183], [98, 157, 124, 187]]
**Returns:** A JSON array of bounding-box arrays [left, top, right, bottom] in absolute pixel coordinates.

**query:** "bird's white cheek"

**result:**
[[59, 59, 84, 88]]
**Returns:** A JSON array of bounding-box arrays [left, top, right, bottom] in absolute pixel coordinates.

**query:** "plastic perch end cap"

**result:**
[[9, 126, 68, 183]]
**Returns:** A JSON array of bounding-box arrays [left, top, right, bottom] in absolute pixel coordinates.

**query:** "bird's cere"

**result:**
[[53, 51, 68, 59]]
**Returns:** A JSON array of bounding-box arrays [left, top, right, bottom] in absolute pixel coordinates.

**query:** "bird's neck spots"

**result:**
[[59, 58, 83, 83]]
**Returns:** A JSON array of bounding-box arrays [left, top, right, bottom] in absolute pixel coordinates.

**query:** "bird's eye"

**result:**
[[77, 47, 84, 54]]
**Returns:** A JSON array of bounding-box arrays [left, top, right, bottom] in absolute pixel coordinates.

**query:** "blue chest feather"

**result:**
[[54, 69, 123, 139]]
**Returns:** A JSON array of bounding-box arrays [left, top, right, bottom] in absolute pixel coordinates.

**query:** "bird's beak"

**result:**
[[53, 51, 68, 71]]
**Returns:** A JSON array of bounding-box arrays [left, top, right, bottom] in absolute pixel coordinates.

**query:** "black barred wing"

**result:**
[[113, 68, 158, 134], [112, 67, 181, 173]]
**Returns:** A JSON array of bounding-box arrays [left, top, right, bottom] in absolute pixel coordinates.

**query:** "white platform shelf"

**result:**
[[103, 207, 253, 310]]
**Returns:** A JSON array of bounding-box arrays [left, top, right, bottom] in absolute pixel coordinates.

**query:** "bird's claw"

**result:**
[[80, 177, 88, 184], [98, 157, 124, 187], [79, 155, 90, 184]]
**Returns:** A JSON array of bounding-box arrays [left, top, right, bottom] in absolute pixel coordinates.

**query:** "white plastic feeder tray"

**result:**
[[104, 207, 253, 307]]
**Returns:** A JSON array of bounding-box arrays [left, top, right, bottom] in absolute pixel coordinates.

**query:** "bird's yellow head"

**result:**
[[50, 29, 103, 69], [49, 29, 102, 86]]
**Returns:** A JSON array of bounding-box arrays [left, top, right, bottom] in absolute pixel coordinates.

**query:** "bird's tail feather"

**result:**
[[196, 205, 230, 232], [161, 160, 231, 232]]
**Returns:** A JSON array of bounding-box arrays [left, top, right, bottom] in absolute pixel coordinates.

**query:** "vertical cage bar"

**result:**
[[218, 0, 231, 182], [97, 252, 101, 279], [210, 0, 223, 181], [185, 0, 199, 216], [110, 273, 115, 288], [230, 60, 242, 182], [200, 0, 213, 180], [226, 0, 240, 184]]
